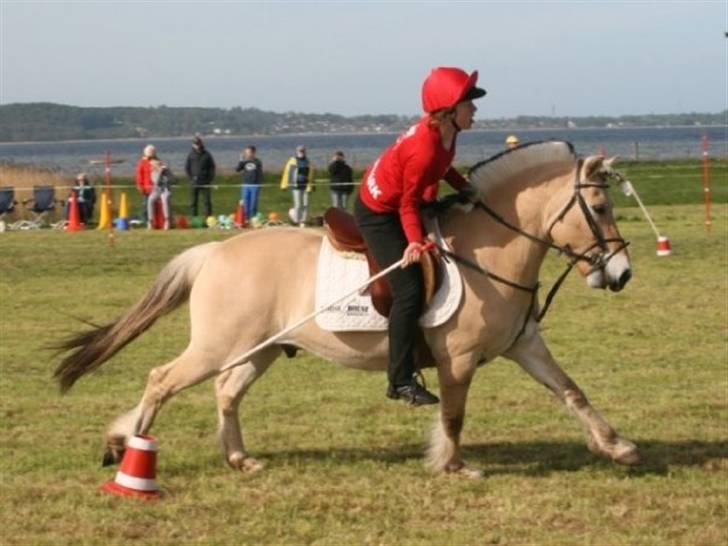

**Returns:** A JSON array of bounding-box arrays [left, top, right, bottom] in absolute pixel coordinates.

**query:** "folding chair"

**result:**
[[18, 185, 64, 229], [0, 186, 19, 232]]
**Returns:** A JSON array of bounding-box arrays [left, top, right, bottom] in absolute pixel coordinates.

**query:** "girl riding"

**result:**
[[354, 66, 486, 406]]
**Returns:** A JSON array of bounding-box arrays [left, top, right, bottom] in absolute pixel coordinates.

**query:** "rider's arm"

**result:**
[[444, 166, 467, 191]]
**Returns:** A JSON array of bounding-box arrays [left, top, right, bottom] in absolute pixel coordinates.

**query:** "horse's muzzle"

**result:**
[[608, 268, 632, 292]]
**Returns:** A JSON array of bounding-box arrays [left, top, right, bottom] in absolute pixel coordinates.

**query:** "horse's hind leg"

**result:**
[[505, 329, 641, 465], [103, 346, 220, 465], [214, 346, 280, 472]]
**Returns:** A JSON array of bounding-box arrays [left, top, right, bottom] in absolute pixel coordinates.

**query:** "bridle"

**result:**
[[436, 161, 630, 342]]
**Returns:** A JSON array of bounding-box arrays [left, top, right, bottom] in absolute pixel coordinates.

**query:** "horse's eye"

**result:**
[[592, 204, 608, 215]]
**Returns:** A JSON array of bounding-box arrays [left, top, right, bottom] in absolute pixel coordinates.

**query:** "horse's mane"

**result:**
[[469, 140, 576, 197]]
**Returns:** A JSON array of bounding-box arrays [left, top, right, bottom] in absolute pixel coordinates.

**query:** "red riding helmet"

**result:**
[[421, 67, 487, 113]]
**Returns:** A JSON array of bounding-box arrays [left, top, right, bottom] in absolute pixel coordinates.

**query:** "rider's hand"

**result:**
[[460, 182, 483, 203], [402, 242, 425, 268]]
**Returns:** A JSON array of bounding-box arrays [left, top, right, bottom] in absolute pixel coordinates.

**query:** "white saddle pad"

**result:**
[[314, 220, 462, 332]]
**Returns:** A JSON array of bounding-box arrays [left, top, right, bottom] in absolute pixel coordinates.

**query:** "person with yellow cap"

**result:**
[[505, 134, 520, 149]]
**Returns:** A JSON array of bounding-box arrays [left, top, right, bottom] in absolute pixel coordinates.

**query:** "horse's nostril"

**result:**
[[618, 269, 632, 288]]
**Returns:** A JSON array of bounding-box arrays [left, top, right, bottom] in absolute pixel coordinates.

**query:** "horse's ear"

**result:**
[[603, 156, 619, 171], [581, 155, 604, 180]]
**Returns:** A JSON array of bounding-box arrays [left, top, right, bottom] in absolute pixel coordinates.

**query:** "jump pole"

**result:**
[[218, 257, 408, 375], [702, 134, 712, 233], [619, 176, 671, 256]]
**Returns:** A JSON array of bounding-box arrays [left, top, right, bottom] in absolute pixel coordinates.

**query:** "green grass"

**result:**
[[0, 164, 727, 544]]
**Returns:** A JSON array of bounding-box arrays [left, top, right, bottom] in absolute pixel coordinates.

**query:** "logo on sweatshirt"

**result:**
[[366, 159, 382, 199]]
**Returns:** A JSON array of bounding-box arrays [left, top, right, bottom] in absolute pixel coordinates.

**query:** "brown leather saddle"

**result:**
[[323, 207, 440, 317]]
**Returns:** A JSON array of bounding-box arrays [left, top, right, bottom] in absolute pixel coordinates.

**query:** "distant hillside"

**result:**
[[0, 102, 725, 142]]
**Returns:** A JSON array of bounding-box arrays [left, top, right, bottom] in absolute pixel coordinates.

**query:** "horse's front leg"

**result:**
[[426, 354, 483, 478], [505, 329, 641, 465]]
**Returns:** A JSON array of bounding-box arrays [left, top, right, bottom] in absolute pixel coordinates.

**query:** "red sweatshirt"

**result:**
[[135, 158, 153, 194], [359, 117, 467, 243]]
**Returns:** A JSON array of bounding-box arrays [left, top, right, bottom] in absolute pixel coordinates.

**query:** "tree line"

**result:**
[[0, 102, 725, 142]]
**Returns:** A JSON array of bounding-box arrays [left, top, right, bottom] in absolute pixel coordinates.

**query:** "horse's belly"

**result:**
[[288, 324, 390, 371]]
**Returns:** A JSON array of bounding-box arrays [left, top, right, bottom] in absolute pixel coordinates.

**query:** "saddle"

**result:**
[[323, 207, 440, 317]]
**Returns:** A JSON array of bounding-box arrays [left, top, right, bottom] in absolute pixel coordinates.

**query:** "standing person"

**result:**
[[147, 158, 174, 230], [235, 145, 263, 220], [505, 134, 520, 149], [66, 172, 96, 224], [354, 67, 486, 406], [185, 136, 216, 218], [328, 150, 354, 209], [280, 145, 314, 227], [135, 144, 155, 223]]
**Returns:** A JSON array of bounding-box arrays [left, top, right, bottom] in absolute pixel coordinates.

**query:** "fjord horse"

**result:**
[[55, 141, 640, 477]]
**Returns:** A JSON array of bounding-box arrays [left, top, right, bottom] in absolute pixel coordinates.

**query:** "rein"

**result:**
[[438, 166, 630, 343]]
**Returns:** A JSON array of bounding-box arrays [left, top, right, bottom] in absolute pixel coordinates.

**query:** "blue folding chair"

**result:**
[[0, 186, 19, 231], [19, 185, 64, 229]]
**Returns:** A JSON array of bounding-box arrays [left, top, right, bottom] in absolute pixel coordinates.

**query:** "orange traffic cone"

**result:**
[[66, 191, 82, 232], [100, 434, 162, 500], [234, 200, 246, 228]]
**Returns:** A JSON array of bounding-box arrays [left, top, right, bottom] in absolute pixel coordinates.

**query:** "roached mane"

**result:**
[[468, 140, 577, 197]]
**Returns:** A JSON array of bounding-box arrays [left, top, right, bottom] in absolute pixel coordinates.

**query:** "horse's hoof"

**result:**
[[456, 466, 485, 479], [101, 447, 123, 467], [444, 461, 484, 479], [241, 457, 265, 473], [229, 453, 265, 473], [614, 445, 642, 466], [587, 436, 641, 466]]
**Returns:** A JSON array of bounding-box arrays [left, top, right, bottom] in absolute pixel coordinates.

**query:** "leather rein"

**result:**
[[436, 163, 630, 342]]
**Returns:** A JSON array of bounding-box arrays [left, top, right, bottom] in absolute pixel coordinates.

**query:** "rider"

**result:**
[[354, 67, 486, 406]]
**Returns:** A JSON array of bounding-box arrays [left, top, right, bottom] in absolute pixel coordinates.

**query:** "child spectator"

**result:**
[[235, 145, 263, 219], [65, 172, 96, 224], [147, 158, 174, 230]]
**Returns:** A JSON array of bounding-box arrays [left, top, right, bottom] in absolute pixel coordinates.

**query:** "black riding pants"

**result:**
[[354, 196, 424, 387], [190, 184, 212, 218]]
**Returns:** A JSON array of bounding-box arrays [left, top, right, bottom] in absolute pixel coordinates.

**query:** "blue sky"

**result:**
[[1, 1, 726, 117]]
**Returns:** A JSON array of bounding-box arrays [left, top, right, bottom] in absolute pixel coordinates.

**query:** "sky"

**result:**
[[1, 1, 726, 118]]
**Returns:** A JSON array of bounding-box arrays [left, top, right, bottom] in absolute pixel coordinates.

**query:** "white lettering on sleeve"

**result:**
[[366, 159, 382, 199]]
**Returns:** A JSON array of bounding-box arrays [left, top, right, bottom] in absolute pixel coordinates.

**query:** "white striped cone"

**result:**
[[656, 236, 672, 257], [100, 435, 162, 499]]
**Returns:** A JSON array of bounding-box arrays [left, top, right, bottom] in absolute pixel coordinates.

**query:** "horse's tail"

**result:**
[[53, 242, 218, 393]]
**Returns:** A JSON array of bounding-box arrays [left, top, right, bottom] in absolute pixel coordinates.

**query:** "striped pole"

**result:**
[[702, 134, 712, 233]]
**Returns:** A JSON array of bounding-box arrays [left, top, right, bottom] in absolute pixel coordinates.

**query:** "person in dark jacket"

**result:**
[[65, 172, 96, 224], [235, 145, 263, 219], [185, 136, 216, 217], [328, 150, 354, 209]]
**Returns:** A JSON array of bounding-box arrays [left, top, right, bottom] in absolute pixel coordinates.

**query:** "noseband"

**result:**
[[442, 161, 631, 344]]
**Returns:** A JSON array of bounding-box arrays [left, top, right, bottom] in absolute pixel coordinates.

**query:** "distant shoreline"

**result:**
[[1, 124, 725, 146]]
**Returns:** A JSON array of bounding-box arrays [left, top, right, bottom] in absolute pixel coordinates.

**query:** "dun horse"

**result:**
[[55, 142, 641, 477]]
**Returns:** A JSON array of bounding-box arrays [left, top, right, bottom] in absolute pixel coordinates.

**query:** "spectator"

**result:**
[[505, 134, 520, 149], [328, 150, 354, 209], [185, 136, 216, 217], [280, 145, 314, 227], [65, 172, 96, 224], [147, 158, 174, 230], [235, 145, 263, 219], [135, 144, 156, 223]]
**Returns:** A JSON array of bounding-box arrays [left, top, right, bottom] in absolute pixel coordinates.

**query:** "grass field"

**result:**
[[1, 162, 727, 545]]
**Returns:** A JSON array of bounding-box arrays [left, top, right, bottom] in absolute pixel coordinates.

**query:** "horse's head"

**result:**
[[547, 155, 631, 292]]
